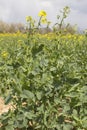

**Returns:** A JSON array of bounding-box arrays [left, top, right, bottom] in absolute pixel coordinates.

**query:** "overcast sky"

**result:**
[[0, 0, 87, 30]]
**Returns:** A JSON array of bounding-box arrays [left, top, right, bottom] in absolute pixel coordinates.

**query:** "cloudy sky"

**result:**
[[0, 0, 87, 30]]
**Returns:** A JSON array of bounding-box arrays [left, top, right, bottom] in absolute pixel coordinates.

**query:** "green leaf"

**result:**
[[5, 95, 12, 105], [36, 91, 42, 100], [6, 125, 14, 130], [35, 125, 41, 129], [63, 124, 73, 130], [24, 112, 36, 119], [22, 90, 35, 102], [68, 83, 80, 92]]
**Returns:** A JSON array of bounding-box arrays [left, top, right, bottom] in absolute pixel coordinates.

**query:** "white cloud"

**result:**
[[0, 3, 10, 21], [68, 9, 87, 30]]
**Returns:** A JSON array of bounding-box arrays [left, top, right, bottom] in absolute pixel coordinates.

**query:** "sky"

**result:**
[[0, 0, 87, 30]]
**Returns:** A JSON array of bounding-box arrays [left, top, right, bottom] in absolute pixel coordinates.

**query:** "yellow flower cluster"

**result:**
[[0, 32, 27, 38], [1, 51, 8, 58], [41, 17, 47, 24], [38, 10, 47, 17], [26, 16, 32, 22]]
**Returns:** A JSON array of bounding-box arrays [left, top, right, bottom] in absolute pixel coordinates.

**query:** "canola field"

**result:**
[[0, 31, 87, 130]]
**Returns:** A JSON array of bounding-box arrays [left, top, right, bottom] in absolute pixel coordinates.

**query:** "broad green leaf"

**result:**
[[36, 91, 42, 100], [5, 95, 12, 105], [22, 90, 35, 102], [6, 125, 14, 130]]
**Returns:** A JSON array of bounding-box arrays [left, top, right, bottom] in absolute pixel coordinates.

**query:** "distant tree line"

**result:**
[[0, 20, 24, 33], [0, 20, 77, 34]]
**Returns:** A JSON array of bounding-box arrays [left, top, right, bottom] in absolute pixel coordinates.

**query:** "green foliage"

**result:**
[[53, 6, 73, 34], [0, 33, 87, 130]]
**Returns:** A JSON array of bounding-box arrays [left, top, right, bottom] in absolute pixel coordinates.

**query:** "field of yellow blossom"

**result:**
[[0, 31, 87, 130], [0, 6, 87, 130]]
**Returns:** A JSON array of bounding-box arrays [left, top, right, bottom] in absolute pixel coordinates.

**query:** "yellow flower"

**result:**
[[41, 17, 47, 24], [1, 51, 8, 58], [17, 40, 24, 45], [26, 16, 32, 22], [68, 34, 72, 39], [38, 10, 47, 17]]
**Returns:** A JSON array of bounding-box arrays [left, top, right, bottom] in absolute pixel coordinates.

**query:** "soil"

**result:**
[[0, 97, 11, 115], [0, 97, 14, 128]]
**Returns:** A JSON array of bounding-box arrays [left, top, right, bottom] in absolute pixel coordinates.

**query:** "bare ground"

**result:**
[[0, 97, 11, 115]]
